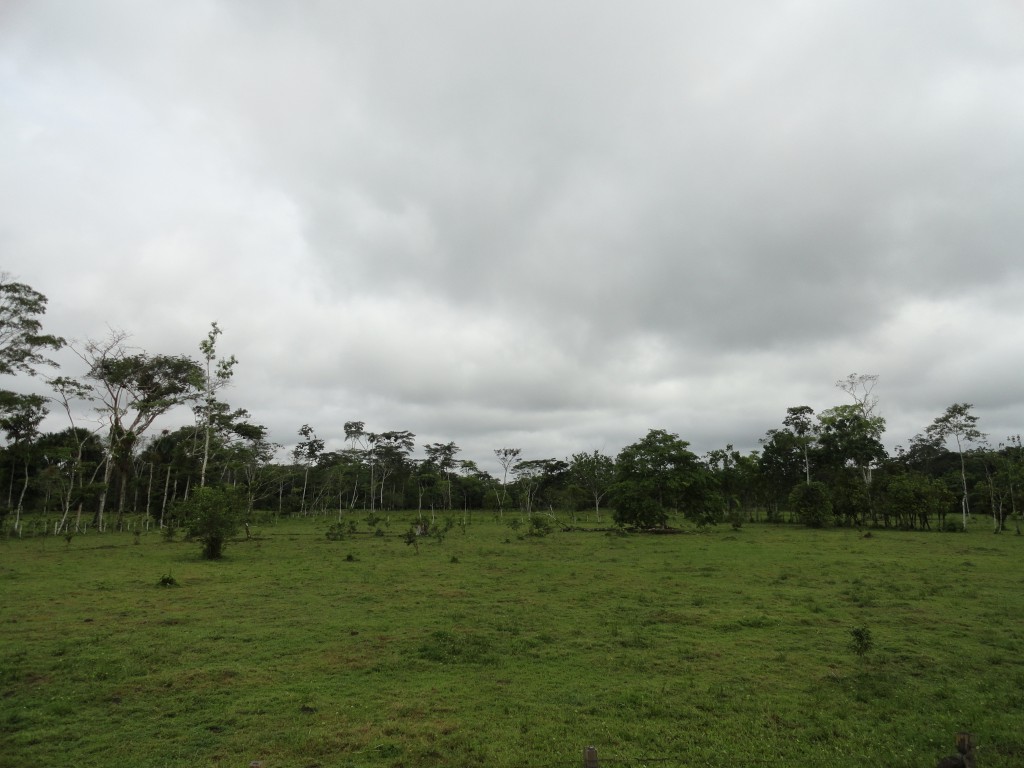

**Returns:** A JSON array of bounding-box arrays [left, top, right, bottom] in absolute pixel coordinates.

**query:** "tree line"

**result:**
[[2, 274, 1021, 536]]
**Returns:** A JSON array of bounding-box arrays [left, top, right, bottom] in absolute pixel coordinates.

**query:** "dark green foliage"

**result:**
[[526, 514, 554, 537], [850, 626, 873, 657], [325, 522, 346, 541], [612, 429, 721, 528], [789, 481, 832, 527], [180, 485, 246, 559], [0, 275, 65, 376], [156, 573, 178, 587], [403, 526, 420, 553], [828, 472, 871, 527], [885, 471, 955, 530]]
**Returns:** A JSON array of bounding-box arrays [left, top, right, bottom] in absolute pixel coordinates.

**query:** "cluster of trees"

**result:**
[[2, 275, 1022, 540]]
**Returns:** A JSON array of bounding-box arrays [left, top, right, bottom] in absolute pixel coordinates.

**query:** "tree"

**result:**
[[837, 373, 880, 421], [817, 406, 886, 480], [0, 274, 64, 377], [612, 429, 721, 529], [885, 471, 954, 530], [368, 430, 415, 510], [816, 404, 887, 525], [343, 421, 369, 509], [926, 403, 984, 530], [493, 447, 521, 518], [424, 442, 460, 510], [511, 458, 567, 516], [835, 373, 886, 486], [74, 331, 204, 530], [0, 390, 47, 533], [782, 406, 816, 485], [225, 425, 278, 513], [196, 322, 238, 487], [181, 485, 246, 560], [46, 376, 104, 533], [568, 450, 615, 522], [758, 428, 804, 519], [293, 424, 324, 515]]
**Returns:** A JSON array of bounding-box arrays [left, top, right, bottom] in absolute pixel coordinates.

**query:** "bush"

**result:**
[[850, 626, 873, 657], [526, 514, 554, 537], [179, 486, 246, 560], [789, 482, 833, 528]]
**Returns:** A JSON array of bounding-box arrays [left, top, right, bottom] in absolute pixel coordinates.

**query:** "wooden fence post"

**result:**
[[582, 745, 599, 768]]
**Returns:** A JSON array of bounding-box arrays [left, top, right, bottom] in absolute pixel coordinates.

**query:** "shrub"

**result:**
[[179, 486, 246, 560], [527, 514, 554, 537], [850, 626, 873, 657], [404, 526, 420, 553], [325, 522, 346, 541]]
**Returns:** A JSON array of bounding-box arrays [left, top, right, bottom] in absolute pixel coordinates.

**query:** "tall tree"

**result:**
[[293, 424, 324, 515], [493, 447, 521, 518], [836, 373, 885, 485], [782, 406, 816, 485], [368, 430, 415, 510], [926, 403, 984, 530], [0, 274, 64, 377], [424, 441, 460, 510], [758, 428, 804, 519], [568, 450, 615, 522], [46, 376, 103, 532], [196, 322, 238, 487], [511, 458, 566, 516], [816, 404, 886, 526], [343, 421, 369, 508], [0, 390, 47, 533], [74, 331, 204, 530], [612, 429, 721, 528]]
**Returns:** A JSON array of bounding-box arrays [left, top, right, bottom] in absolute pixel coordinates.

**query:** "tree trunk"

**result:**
[[95, 454, 114, 532], [14, 458, 31, 534], [160, 465, 171, 527], [200, 422, 211, 487], [146, 462, 153, 523]]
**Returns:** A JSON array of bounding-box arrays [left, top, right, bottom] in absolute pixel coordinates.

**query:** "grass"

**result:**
[[1, 514, 1023, 767]]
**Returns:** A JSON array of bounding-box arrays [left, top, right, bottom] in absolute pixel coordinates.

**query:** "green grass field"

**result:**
[[2, 514, 1022, 767]]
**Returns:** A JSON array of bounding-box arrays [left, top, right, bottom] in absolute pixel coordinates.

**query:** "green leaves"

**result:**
[[0, 275, 65, 377], [612, 429, 721, 528], [180, 485, 247, 559]]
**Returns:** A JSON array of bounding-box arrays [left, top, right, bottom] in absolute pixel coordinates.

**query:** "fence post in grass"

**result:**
[[582, 745, 599, 768]]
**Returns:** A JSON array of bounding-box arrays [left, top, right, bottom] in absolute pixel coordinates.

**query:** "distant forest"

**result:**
[[2, 274, 1020, 536]]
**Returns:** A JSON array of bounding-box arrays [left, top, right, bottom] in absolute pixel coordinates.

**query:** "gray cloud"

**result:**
[[3, 0, 1024, 473]]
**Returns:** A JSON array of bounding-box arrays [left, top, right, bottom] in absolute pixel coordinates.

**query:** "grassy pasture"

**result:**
[[1, 515, 1023, 767]]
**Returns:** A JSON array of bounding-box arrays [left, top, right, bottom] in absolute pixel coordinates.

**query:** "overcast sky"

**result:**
[[3, 1, 1023, 472]]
